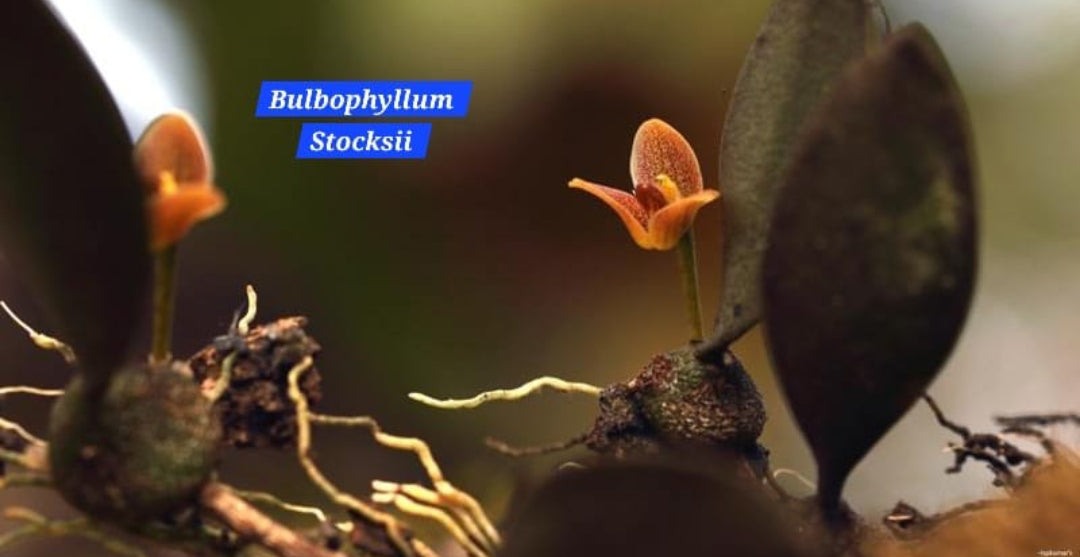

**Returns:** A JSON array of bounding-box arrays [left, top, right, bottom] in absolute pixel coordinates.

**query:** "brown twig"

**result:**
[[923, 395, 1039, 489], [923, 395, 970, 438], [995, 412, 1080, 429], [199, 482, 342, 557], [883, 499, 1004, 540], [996, 412, 1080, 458]]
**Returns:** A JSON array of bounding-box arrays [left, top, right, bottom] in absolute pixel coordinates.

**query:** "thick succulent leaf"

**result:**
[[0, 0, 149, 377], [704, 0, 871, 353], [499, 458, 807, 557], [762, 24, 977, 510]]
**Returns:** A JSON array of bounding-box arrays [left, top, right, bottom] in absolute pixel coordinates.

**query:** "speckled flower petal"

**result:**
[[569, 178, 653, 249], [135, 112, 213, 194], [630, 119, 703, 197], [149, 184, 227, 251], [647, 189, 720, 250]]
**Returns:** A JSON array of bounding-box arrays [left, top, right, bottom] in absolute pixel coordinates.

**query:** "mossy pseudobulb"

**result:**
[[189, 316, 322, 449], [586, 346, 766, 462], [48, 363, 221, 524]]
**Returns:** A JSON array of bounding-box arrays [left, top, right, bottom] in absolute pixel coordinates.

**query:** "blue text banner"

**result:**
[[257, 81, 471, 118], [295, 123, 432, 159]]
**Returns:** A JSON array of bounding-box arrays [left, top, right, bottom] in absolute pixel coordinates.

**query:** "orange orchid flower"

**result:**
[[569, 118, 719, 250], [134, 112, 227, 252]]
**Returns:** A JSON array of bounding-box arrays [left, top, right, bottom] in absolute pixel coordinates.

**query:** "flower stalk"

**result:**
[[676, 231, 705, 342], [150, 245, 178, 364]]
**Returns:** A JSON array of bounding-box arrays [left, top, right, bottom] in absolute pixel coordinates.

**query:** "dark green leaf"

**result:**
[[499, 457, 807, 557], [762, 24, 977, 510], [0, 0, 149, 377], [704, 0, 872, 353]]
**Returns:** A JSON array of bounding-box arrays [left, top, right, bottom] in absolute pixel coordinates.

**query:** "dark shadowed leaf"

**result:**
[[703, 0, 872, 355], [762, 24, 976, 510], [0, 0, 149, 378], [499, 457, 807, 557]]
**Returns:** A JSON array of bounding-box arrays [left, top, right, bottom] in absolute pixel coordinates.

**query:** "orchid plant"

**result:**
[[1, 0, 1077, 556]]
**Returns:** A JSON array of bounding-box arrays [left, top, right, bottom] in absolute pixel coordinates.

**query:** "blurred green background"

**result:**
[[1, 1, 1079, 554]]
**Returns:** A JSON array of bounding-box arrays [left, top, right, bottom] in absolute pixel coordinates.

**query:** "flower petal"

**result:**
[[630, 119, 704, 197], [134, 112, 213, 195], [569, 178, 654, 249], [149, 183, 227, 251], [646, 189, 720, 250]]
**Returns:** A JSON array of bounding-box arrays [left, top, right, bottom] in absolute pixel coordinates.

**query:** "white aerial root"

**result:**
[[0, 417, 45, 447], [409, 375, 602, 410], [772, 468, 817, 491], [233, 489, 329, 523], [0, 386, 63, 397], [371, 479, 498, 557], [288, 356, 501, 557], [205, 284, 258, 401], [1, 301, 76, 364], [237, 284, 257, 335], [0, 313, 66, 449]]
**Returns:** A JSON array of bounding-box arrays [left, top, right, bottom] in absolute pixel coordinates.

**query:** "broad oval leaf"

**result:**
[[499, 458, 807, 557], [762, 24, 977, 510], [703, 0, 872, 354], [0, 0, 149, 377]]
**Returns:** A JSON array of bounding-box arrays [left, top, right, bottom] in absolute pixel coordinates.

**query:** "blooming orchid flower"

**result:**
[[134, 112, 227, 252], [569, 118, 719, 251]]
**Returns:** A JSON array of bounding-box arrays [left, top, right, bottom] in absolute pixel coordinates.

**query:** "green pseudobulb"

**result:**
[[49, 365, 221, 524]]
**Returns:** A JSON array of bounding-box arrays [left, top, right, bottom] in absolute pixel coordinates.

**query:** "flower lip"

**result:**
[[633, 182, 669, 214], [148, 177, 227, 251]]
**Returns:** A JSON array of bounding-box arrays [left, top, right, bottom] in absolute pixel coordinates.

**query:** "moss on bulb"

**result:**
[[586, 346, 766, 461], [48, 363, 221, 525]]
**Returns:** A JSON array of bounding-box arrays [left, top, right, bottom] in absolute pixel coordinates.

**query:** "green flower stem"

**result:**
[[676, 231, 705, 342], [150, 245, 178, 364]]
